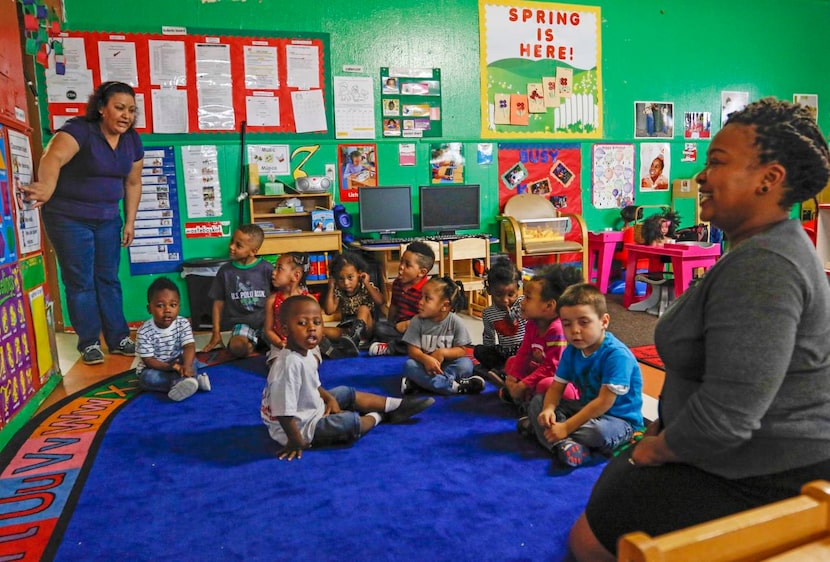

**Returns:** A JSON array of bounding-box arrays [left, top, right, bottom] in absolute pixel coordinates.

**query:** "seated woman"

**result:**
[[569, 98, 830, 560]]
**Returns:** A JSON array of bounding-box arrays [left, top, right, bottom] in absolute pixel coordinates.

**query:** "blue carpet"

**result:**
[[55, 354, 603, 561]]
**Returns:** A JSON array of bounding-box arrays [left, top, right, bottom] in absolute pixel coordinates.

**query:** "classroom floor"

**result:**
[[39, 313, 663, 420]]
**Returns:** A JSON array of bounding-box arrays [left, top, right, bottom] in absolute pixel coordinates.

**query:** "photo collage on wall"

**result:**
[[379, 67, 442, 138]]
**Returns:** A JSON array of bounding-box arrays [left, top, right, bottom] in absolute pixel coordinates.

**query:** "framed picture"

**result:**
[[634, 101, 674, 139]]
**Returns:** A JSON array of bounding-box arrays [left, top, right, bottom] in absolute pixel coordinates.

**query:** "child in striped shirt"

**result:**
[[137, 277, 211, 402]]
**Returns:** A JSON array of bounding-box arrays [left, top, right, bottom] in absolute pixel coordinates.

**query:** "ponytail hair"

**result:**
[[431, 275, 468, 312]]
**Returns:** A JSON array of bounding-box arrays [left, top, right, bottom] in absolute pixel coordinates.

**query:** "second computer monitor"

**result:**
[[358, 185, 414, 238], [419, 184, 480, 236]]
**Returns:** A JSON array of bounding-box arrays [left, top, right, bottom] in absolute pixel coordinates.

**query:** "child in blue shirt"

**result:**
[[525, 283, 643, 468]]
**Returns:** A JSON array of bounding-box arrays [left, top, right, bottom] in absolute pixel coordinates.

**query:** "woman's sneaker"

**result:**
[[81, 344, 105, 365], [111, 337, 136, 356]]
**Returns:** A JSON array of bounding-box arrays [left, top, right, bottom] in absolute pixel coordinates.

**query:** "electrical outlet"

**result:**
[[325, 163, 336, 181]]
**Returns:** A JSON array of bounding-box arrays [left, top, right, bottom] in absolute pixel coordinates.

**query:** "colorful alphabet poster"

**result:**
[[0, 263, 35, 427], [479, 1, 602, 138]]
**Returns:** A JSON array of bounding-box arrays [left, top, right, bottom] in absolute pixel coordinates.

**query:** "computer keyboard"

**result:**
[[356, 233, 492, 246]]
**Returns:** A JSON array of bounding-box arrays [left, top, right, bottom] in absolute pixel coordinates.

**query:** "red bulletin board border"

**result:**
[[46, 29, 331, 136]]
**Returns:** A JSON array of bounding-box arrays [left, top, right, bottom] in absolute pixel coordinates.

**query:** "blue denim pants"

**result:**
[[139, 359, 207, 393], [311, 386, 362, 446], [527, 394, 634, 455], [43, 211, 130, 352], [404, 356, 474, 395]]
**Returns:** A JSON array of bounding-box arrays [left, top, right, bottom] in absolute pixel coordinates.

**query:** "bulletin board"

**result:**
[[379, 67, 442, 138], [45, 29, 332, 136]]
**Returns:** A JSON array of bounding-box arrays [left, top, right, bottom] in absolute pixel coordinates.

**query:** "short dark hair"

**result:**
[[725, 97, 830, 208], [405, 241, 436, 272], [556, 283, 607, 317], [530, 264, 583, 302], [238, 224, 265, 250], [147, 276, 179, 303], [278, 294, 320, 325], [85, 81, 136, 122]]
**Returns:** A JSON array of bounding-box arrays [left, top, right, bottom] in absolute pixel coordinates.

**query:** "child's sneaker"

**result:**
[[386, 396, 435, 423], [556, 439, 588, 467], [484, 369, 507, 388], [498, 387, 515, 405], [197, 373, 211, 392], [516, 416, 533, 438], [456, 375, 485, 394], [369, 342, 392, 356], [168, 377, 199, 402], [400, 377, 417, 395]]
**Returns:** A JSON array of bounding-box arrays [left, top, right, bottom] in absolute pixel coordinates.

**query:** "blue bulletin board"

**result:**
[[0, 128, 17, 266]]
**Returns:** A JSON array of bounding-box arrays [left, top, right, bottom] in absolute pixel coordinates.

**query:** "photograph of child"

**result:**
[[382, 76, 399, 94], [639, 143, 671, 191], [634, 101, 674, 139]]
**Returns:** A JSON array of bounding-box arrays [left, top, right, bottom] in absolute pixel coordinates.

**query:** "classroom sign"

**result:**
[[479, 1, 602, 138]]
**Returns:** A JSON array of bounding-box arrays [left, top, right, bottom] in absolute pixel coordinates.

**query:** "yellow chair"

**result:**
[[618, 480, 830, 562], [497, 194, 588, 278], [446, 237, 490, 317]]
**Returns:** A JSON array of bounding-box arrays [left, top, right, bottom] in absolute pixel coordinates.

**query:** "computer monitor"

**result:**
[[358, 186, 414, 238], [419, 184, 481, 236]]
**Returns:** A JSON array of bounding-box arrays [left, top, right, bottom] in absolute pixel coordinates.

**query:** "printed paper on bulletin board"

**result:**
[[479, 1, 602, 139], [45, 30, 331, 137]]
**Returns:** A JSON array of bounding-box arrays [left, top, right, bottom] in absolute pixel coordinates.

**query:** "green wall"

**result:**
[[51, 0, 830, 322]]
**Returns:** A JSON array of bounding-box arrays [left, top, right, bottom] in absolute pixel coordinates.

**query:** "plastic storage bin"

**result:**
[[181, 258, 231, 331]]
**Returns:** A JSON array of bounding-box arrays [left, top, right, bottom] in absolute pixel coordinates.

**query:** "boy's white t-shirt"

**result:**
[[260, 348, 325, 446]]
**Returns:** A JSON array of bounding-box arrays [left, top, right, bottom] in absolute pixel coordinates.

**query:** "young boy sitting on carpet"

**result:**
[[369, 241, 435, 357], [261, 295, 435, 461], [523, 283, 643, 468], [202, 224, 274, 358], [136, 277, 211, 402]]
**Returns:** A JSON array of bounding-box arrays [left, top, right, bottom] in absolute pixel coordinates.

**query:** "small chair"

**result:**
[[618, 480, 830, 562], [497, 194, 588, 278], [446, 237, 490, 317]]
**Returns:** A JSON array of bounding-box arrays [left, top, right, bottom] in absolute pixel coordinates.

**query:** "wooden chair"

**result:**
[[446, 237, 490, 317], [497, 194, 588, 279], [617, 480, 830, 562]]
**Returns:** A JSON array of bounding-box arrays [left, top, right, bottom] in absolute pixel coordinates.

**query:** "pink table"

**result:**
[[623, 242, 722, 307], [588, 231, 624, 293]]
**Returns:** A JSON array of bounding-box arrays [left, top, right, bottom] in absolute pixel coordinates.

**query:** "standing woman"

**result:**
[[569, 98, 830, 560], [22, 81, 143, 365]]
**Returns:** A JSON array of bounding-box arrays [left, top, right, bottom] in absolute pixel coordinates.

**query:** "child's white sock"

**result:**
[[384, 397, 403, 412], [367, 412, 383, 426]]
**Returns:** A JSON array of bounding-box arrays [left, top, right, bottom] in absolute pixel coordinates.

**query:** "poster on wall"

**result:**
[[181, 145, 223, 217], [591, 144, 635, 209], [497, 143, 582, 211], [338, 144, 377, 203], [634, 102, 674, 139], [684, 111, 711, 139], [429, 143, 465, 184], [333, 76, 376, 139], [130, 146, 183, 275], [479, 1, 602, 138], [721, 91, 748, 127], [0, 263, 35, 427], [640, 143, 671, 192], [0, 129, 17, 266], [7, 129, 41, 255]]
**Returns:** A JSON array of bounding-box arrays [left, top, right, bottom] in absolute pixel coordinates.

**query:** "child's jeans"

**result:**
[[527, 395, 634, 455], [404, 356, 474, 395], [139, 359, 207, 393], [311, 386, 362, 446]]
